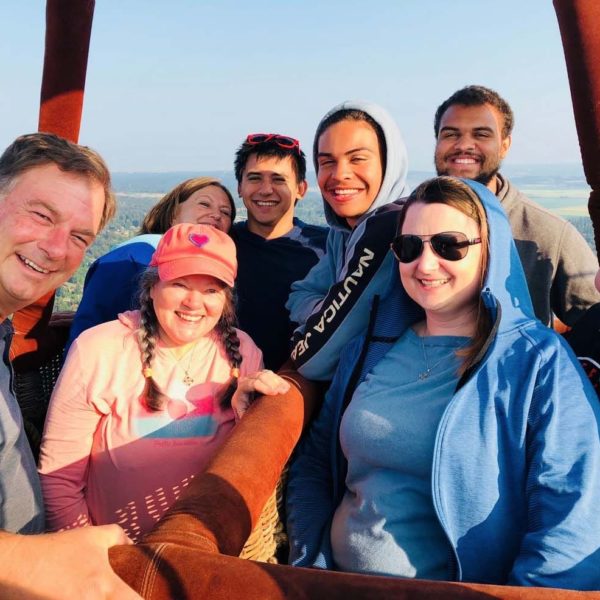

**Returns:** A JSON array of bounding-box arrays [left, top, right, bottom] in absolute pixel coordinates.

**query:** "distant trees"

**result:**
[[54, 189, 595, 313]]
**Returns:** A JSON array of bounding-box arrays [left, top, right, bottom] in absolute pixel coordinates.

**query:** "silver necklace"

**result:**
[[417, 335, 468, 381], [173, 343, 199, 386]]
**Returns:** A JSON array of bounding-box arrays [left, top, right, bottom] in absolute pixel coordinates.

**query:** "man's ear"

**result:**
[[296, 180, 308, 202], [500, 134, 512, 159], [237, 183, 242, 197]]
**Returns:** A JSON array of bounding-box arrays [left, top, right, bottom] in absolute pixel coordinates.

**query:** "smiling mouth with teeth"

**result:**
[[331, 188, 361, 195], [175, 312, 203, 322], [419, 278, 450, 287], [18, 254, 50, 274], [449, 154, 481, 164], [254, 200, 278, 207]]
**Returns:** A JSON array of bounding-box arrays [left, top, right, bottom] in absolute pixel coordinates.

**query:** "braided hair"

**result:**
[[137, 268, 241, 411], [214, 288, 242, 409]]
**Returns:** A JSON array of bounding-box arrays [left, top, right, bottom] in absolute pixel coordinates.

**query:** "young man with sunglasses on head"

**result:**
[[434, 85, 599, 327], [232, 134, 327, 371]]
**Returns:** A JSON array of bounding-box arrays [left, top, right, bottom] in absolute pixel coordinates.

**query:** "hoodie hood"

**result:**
[[470, 179, 535, 332], [314, 100, 410, 231], [376, 178, 535, 341]]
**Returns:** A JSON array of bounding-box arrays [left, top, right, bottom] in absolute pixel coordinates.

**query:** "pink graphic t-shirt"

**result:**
[[39, 311, 263, 541]]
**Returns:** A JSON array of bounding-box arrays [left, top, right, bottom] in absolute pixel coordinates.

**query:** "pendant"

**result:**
[[418, 370, 430, 381], [183, 372, 194, 386]]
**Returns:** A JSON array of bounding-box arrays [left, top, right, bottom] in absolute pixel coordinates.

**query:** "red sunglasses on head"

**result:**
[[246, 133, 301, 153]]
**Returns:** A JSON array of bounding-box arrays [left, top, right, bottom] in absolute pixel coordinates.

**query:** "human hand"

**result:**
[[0, 525, 141, 599], [231, 369, 291, 421]]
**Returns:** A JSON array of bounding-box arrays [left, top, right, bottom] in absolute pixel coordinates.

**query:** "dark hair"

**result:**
[[140, 177, 236, 234], [313, 109, 387, 177], [0, 132, 115, 232], [234, 138, 307, 184], [398, 176, 491, 375], [137, 268, 242, 411], [434, 85, 514, 139]]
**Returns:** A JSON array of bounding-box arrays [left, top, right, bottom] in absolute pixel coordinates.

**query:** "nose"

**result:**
[[415, 241, 440, 272], [37, 227, 69, 261], [454, 134, 475, 151], [259, 179, 274, 195], [181, 288, 205, 311], [331, 159, 351, 181]]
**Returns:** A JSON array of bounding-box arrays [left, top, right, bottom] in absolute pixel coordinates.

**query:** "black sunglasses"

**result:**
[[391, 231, 482, 263]]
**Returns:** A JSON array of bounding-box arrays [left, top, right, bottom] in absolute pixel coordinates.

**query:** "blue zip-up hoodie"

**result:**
[[286, 180, 600, 589], [286, 101, 410, 380]]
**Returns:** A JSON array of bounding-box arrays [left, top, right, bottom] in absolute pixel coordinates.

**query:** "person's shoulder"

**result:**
[[509, 319, 577, 361], [500, 175, 568, 224], [371, 197, 407, 216], [96, 235, 159, 264], [74, 313, 135, 348], [234, 328, 263, 360], [293, 218, 327, 233], [231, 221, 249, 236], [235, 327, 258, 348], [292, 219, 328, 248]]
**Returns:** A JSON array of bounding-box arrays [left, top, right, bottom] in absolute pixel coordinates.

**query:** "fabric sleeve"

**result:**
[[38, 340, 106, 531], [508, 341, 600, 589], [551, 220, 600, 326], [286, 358, 352, 569], [237, 330, 264, 374], [287, 208, 401, 381], [286, 231, 339, 327]]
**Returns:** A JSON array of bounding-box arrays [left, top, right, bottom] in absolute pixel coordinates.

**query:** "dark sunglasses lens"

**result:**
[[396, 235, 423, 263], [248, 134, 269, 144], [431, 233, 468, 261], [275, 135, 296, 148]]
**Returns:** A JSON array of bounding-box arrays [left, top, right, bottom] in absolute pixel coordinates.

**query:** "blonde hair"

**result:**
[[140, 177, 236, 234]]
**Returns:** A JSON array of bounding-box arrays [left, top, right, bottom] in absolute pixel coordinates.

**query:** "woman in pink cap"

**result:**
[[39, 223, 288, 542]]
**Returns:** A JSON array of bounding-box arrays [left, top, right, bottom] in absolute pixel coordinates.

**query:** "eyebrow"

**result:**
[[317, 146, 375, 158], [245, 170, 289, 179], [440, 125, 494, 134]]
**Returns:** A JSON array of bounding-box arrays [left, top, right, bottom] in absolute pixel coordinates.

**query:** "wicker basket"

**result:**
[[239, 469, 288, 563]]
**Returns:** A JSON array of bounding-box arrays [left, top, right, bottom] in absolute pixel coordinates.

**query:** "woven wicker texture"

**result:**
[[239, 470, 288, 563]]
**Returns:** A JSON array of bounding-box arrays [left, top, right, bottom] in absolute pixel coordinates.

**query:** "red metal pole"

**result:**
[[554, 0, 600, 262], [11, 0, 95, 368]]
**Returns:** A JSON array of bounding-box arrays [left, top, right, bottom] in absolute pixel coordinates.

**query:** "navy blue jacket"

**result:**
[[66, 234, 161, 354], [232, 219, 326, 371]]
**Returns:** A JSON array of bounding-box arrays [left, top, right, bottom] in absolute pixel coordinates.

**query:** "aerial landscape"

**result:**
[[55, 166, 594, 311]]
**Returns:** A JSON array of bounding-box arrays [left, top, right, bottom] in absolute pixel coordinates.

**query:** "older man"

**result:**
[[0, 133, 139, 598]]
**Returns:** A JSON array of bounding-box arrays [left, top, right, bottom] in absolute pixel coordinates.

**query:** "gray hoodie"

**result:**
[[287, 100, 409, 379]]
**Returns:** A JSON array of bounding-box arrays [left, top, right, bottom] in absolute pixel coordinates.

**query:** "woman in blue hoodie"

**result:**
[[286, 101, 410, 379], [286, 176, 600, 590]]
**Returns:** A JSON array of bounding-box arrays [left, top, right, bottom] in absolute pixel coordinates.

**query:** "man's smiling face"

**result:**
[[238, 154, 306, 238], [434, 103, 511, 189], [0, 163, 104, 318]]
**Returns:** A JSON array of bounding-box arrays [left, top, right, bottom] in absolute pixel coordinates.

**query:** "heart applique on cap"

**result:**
[[189, 233, 210, 248]]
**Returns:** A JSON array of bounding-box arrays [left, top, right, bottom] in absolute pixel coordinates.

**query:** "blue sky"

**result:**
[[0, 1, 581, 173]]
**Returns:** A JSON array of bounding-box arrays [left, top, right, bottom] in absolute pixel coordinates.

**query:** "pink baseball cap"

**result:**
[[149, 223, 237, 286]]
